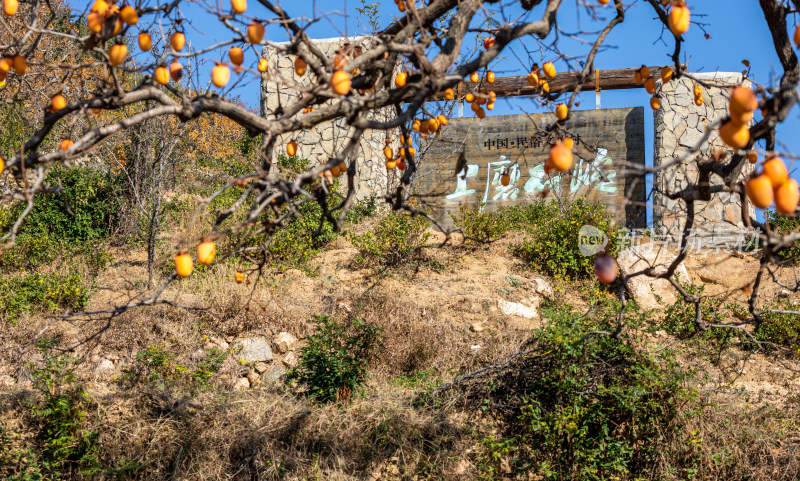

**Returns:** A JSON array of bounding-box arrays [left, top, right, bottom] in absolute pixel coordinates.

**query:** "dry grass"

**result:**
[[1, 229, 800, 480]]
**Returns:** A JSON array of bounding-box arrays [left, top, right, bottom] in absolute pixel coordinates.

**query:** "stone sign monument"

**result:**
[[416, 107, 647, 228]]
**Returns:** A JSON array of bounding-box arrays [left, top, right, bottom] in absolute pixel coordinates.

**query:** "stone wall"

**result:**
[[260, 37, 397, 201], [653, 73, 756, 239]]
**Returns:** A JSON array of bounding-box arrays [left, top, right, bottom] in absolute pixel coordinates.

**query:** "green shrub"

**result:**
[[661, 283, 719, 339], [0, 100, 33, 158], [0, 272, 89, 322], [13, 167, 125, 242], [765, 209, 800, 262], [130, 341, 229, 391], [0, 236, 114, 274], [451, 203, 509, 245], [257, 155, 338, 271], [267, 198, 338, 271], [288, 315, 384, 403], [7, 338, 102, 479], [345, 196, 378, 224], [660, 282, 756, 353], [758, 300, 800, 356], [132, 342, 228, 391], [510, 199, 618, 278], [475, 302, 692, 480], [226, 156, 377, 272], [349, 211, 430, 267]]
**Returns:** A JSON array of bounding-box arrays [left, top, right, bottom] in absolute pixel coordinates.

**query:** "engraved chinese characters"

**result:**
[[417, 108, 646, 228]]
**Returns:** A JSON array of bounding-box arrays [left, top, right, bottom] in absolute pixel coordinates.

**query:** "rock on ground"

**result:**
[[234, 337, 274, 363], [233, 377, 250, 391], [96, 359, 115, 374], [274, 332, 298, 354], [497, 299, 539, 319], [282, 352, 299, 368], [262, 364, 287, 384], [529, 277, 554, 301], [617, 244, 690, 311]]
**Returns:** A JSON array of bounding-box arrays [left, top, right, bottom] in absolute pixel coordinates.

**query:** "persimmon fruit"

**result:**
[[169, 61, 183, 81], [197, 239, 216, 265], [211, 63, 230, 87], [331, 70, 351, 95], [763, 156, 788, 188], [668, 2, 690, 35], [175, 252, 193, 278], [594, 254, 618, 284], [775, 179, 800, 214], [745, 174, 774, 209], [555, 103, 568, 120], [51, 95, 66, 111], [154, 66, 170, 85], [232, 0, 246, 14], [109, 44, 127, 66], [549, 142, 573, 172], [170, 32, 186, 51], [247, 21, 265, 43], [719, 120, 749, 149], [650, 96, 661, 110], [3, 0, 18, 16], [229, 47, 244, 65], [120, 5, 138, 25], [287, 140, 298, 157], [138, 32, 152, 51]]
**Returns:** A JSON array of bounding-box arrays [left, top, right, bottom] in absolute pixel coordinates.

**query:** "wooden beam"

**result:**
[[440, 65, 682, 99]]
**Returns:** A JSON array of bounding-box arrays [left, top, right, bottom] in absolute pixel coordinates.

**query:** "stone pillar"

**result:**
[[653, 73, 756, 241], [261, 36, 398, 201]]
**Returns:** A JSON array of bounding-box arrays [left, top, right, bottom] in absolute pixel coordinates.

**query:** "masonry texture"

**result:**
[[653, 73, 755, 238], [261, 37, 398, 201]]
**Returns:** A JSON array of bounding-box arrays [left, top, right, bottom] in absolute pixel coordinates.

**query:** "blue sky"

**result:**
[[118, 1, 800, 220]]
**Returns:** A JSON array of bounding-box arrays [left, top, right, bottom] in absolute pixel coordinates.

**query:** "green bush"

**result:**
[[4, 338, 101, 479], [349, 211, 430, 267], [267, 198, 338, 270], [765, 209, 800, 262], [0, 272, 89, 322], [261, 155, 337, 271], [0, 236, 113, 274], [510, 199, 618, 278], [345, 195, 378, 224], [13, 167, 125, 242], [132, 342, 228, 391], [758, 300, 800, 356], [475, 302, 692, 480], [0, 100, 33, 158], [288, 315, 384, 403], [661, 283, 720, 339], [226, 155, 377, 272], [451, 203, 509, 245]]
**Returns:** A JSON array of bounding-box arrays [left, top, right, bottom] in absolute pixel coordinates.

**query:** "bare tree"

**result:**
[[0, 0, 798, 338]]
